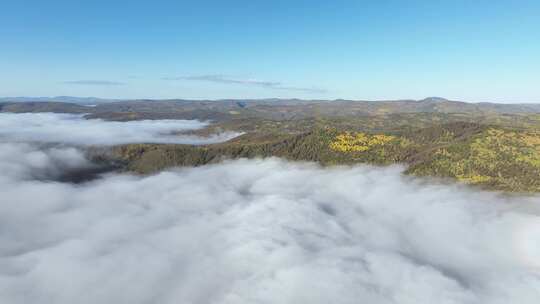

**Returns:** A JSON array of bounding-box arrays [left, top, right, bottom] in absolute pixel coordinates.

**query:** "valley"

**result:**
[[4, 98, 540, 192]]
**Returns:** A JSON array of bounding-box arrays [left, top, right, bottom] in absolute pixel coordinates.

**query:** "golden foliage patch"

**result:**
[[329, 132, 396, 153]]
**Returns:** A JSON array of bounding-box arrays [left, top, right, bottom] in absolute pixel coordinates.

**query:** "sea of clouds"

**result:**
[[0, 112, 241, 145], [1, 113, 540, 303]]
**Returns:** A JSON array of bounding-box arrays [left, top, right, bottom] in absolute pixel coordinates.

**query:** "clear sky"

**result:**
[[1, 0, 539, 102]]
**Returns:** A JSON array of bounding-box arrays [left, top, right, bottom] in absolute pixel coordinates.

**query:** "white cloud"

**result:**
[[0, 142, 91, 181], [1, 142, 540, 304], [0, 113, 241, 145]]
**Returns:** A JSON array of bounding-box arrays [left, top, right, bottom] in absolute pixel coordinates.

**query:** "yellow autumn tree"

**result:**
[[330, 132, 396, 153]]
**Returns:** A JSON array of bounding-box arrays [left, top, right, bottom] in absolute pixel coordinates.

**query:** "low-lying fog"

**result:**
[[1, 113, 540, 303], [0, 112, 241, 145]]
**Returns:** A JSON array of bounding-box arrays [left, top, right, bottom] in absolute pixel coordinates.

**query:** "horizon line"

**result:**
[[2, 96, 540, 105]]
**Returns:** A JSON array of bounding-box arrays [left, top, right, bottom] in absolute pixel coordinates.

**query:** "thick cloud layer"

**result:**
[[1, 141, 540, 303], [0, 113, 241, 145], [0, 142, 92, 181]]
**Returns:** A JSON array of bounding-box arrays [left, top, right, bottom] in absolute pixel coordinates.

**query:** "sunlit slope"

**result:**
[[107, 121, 540, 192], [407, 128, 540, 192]]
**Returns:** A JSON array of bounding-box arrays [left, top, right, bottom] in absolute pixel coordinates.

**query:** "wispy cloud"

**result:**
[[273, 85, 327, 94], [63, 80, 126, 86], [163, 74, 326, 93], [164, 75, 280, 87]]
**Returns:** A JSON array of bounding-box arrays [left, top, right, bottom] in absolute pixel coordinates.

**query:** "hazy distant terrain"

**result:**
[[4, 96, 540, 118], [0, 96, 120, 104]]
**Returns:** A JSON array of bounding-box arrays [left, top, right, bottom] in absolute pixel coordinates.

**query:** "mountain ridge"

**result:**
[[2, 96, 540, 105]]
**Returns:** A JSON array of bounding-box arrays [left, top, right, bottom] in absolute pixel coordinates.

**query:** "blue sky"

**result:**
[[1, 0, 539, 102]]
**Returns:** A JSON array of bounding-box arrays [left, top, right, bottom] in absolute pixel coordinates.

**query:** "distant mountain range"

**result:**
[[2, 97, 540, 119], [0, 96, 121, 104], [1, 96, 539, 105]]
